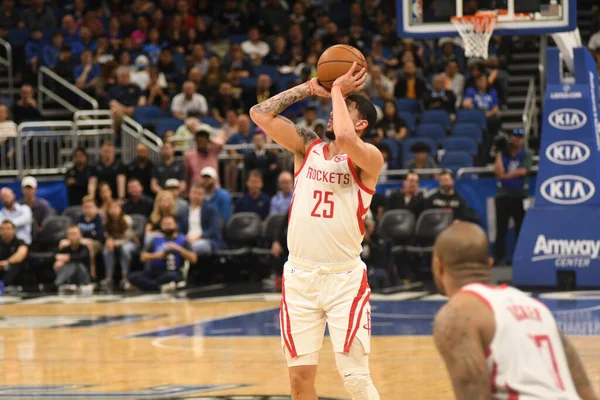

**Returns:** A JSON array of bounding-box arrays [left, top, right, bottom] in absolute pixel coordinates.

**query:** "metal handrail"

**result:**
[[38, 66, 99, 113], [456, 165, 539, 178], [523, 78, 539, 141], [121, 116, 163, 164], [0, 38, 13, 102]]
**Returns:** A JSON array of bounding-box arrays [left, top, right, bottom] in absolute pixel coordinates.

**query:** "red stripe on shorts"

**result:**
[[343, 269, 369, 352], [281, 275, 297, 358], [507, 384, 519, 399]]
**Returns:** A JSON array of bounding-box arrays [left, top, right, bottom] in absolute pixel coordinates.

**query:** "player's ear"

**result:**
[[355, 119, 368, 133]]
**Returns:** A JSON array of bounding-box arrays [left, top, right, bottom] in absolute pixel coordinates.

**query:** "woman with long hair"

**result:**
[[98, 182, 113, 218], [376, 101, 407, 140], [101, 201, 138, 291], [146, 190, 176, 233]]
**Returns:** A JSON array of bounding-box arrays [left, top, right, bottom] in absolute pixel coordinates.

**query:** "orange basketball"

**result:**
[[317, 44, 367, 89]]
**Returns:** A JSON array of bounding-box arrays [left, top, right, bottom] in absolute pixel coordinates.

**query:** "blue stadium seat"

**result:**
[[442, 137, 478, 156], [0, 97, 12, 108], [240, 77, 257, 88], [154, 118, 183, 137], [456, 109, 487, 131], [441, 150, 473, 173], [201, 116, 220, 128], [172, 52, 186, 74], [277, 74, 299, 91], [395, 98, 421, 114], [134, 106, 163, 125], [370, 97, 385, 110], [451, 123, 483, 144], [42, 28, 60, 43], [254, 65, 278, 79], [7, 28, 30, 47], [229, 34, 248, 44], [381, 138, 400, 163], [398, 111, 416, 133], [403, 137, 437, 166], [416, 123, 446, 143], [421, 110, 451, 131]]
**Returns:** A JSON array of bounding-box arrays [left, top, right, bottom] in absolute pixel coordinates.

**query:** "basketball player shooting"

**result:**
[[432, 222, 598, 400], [250, 63, 382, 400]]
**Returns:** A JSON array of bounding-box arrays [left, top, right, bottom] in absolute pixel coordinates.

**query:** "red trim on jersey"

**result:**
[[460, 289, 494, 312], [281, 276, 297, 358], [490, 361, 498, 394], [507, 384, 519, 399], [294, 139, 322, 178], [288, 192, 296, 224], [485, 348, 492, 358], [356, 191, 367, 236], [346, 158, 375, 195], [343, 270, 370, 352]]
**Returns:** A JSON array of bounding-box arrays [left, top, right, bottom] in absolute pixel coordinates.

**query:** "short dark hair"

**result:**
[[410, 141, 431, 154], [195, 129, 211, 138], [1, 220, 15, 228], [439, 170, 453, 179], [73, 147, 87, 157], [127, 178, 141, 185], [67, 224, 81, 231], [248, 169, 263, 180], [406, 170, 419, 180], [347, 94, 377, 136]]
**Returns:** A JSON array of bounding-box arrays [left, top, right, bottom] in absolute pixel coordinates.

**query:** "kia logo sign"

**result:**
[[545, 140, 590, 165], [540, 175, 595, 205], [548, 109, 588, 130]]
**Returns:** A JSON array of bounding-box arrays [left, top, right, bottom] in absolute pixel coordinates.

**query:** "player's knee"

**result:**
[[341, 371, 379, 400], [289, 365, 316, 393]]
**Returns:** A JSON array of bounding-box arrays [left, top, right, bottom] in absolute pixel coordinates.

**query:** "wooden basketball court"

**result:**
[[0, 292, 599, 399]]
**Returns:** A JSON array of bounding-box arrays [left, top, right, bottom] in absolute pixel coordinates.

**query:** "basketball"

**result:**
[[317, 44, 367, 89]]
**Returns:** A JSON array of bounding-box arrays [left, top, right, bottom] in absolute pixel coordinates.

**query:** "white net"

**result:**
[[451, 13, 497, 59]]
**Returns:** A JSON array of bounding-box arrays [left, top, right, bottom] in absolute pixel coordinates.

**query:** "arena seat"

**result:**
[[441, 150, 473, 173], [253, 65, 278, 79], [215, 212, 262, 258], [376, 210, 416, 256], [381, 138, 400, 163], [451, 122, 483, 144], [200, 116, 221, 128], [29, 215, 71, 260], [154, 118, 183, 137], [442, 137, 478, 156], [416, 123, 446, 144], [398, 111, 416, 133], [395, 98, 421, 114], [456, 109, 487, 131], [62, 206, 83, 224], [6, 28, 29, 47], [134, 106, 163, 125], [251, 213, 287, 256], [405, 209, 453, 257], [130, 214, 148, 246], [420, 110, 451, 131]]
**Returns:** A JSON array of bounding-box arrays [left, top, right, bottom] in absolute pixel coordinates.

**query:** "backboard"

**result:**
[[397, 0, 577, 38]]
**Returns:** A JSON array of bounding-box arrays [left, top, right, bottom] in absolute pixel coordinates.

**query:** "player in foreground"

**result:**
[[250, 63, 382, 400], [432, 221, 598, 400]]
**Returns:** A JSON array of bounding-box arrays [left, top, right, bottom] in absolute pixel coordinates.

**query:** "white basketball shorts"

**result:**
[[279, 258, 372, 359]]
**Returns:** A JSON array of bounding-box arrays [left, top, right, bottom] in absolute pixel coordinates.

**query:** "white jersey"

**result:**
[[288, 139, 374, 266], [461, 283, 579, 399]]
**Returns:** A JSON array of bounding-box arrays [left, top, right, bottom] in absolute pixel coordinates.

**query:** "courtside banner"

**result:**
[[514, 47, 600, 286]]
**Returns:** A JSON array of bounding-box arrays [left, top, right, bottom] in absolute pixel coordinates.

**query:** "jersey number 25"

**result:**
[[311, 190, 334, 219]]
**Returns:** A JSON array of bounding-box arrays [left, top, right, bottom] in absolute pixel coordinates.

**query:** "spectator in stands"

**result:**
[[74, 49, 100, 96], [165, 179, 189, 215], [424, 74, 457, 114], [463, 72, 501, 137], [131, 55, 150, 91], [394, 61, 428, 101], [376, 101, 407, 140], [0, 220, 28, 290], [101, 201, 138, 291], [264, 35, 291, 67], [297, 105, 327, 133], [385, 171, 425, 217], [219, 0, 247, 35], [405, 142, 439, 169], [25, 28, 43, 76], [364, 65, 394, 101], [24, 0, 55, 31], [158, 47, 183, 92], [0, 0, 24, 39], [425, 171, 469, 220], [88, 141, 126, 202], [486, 55, 509, 107], [189, 44, 209, 75], [242, 74, 275, 113], [133, 215, 197, 292], [442, 60, 465, 108], [97, 182, 114, 218], [125, 144, 154, 197], [18, 176, 52, 230], [241, 26, 270, 65], [151, 142, 186, 195], [146, 68, 170, 109], [224, 114, 253, 192], [61, 15, 80, 47], [177, 183, 224, 257], [184, 129, 224, 188], [109, 67, 147, 126], [171, 81, 208, 120], [79, 26, 97, 53], [204, 56, 228, 94], [493, 130, 532, 265], [146, 190, 176, 237], [43, 32, 64, 69], [260, 0, 289, 34], [224, 44, 253, 78], [235, 170, 271, 220], [123, 179, 154, 218], [74, 195, 104, 262], [212, 82, 242, 124], [54, 46, 75, 84], [244, 131, 280, 196], [201, 166, 232, 221], [54, 225, 94, 295], [11, 84, 42, 124], [269, 171, 293, 216], [142, 28, 162, 66], [65, 148, 91, 206], [0, 187, 32, 245], [435, 38, 461, 73]]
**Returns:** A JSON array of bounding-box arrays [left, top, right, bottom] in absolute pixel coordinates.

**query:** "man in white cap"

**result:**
[[0, 188, 33, 245], [200, 166, 232, 222], [130, 55, 150, 90], [165, 178, 189, 216], [19, 176, 53, 230]]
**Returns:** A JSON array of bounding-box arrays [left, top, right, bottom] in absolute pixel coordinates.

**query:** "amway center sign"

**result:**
[[532, 235, 600, 268]]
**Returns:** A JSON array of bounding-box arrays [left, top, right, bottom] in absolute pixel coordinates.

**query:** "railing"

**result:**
[[523, 78, 539, 141], [0, 38, 13, 102], [0, 122, 18, 176], [456, 165, 539, 179], [74, 110, 114, 161], [121, 116, 163, 165], [18, 121, 76, 176], [38, 66, 98, 114]]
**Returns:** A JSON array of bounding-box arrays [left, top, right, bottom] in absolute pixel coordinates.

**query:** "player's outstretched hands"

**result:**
[[309, 77, 331, 98], [332, 62, 367, 96]]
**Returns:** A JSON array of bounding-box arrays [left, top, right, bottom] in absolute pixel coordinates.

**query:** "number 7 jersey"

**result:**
[[287, 139, 374, 265]]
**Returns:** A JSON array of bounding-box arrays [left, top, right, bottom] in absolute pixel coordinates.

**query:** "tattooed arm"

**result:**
[[433, 293, 493, 400], [559, 330, 598, 400], [249, 78, 327, 156]]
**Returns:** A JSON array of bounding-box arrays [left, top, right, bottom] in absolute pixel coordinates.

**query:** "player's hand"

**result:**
[[309, 78, 331, 98], [332, 62, 367, 96]]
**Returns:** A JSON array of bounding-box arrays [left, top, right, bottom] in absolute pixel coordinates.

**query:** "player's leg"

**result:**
[[325, 264, 379, 400], [286, 351, 319, 400]]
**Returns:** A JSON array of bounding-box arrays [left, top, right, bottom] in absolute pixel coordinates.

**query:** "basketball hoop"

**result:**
[[451, 12, 497, 59]]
